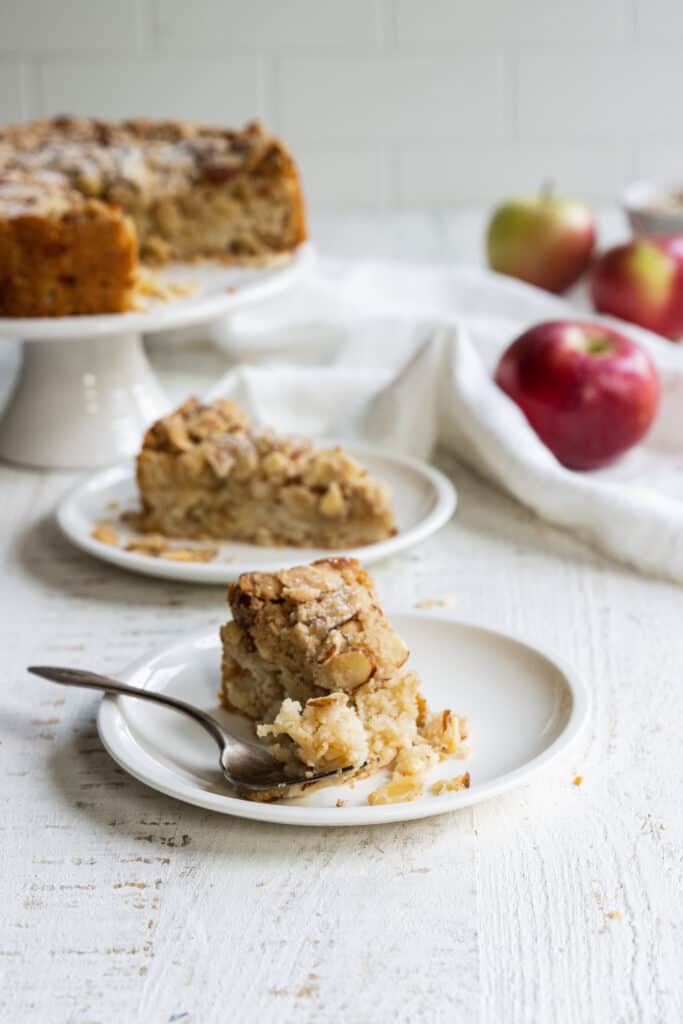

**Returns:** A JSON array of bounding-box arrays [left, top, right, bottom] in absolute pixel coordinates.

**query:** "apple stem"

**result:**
[[540, 179, 555, 200], [585, 337, 613, 356]]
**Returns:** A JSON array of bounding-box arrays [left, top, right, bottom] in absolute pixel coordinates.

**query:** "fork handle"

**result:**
[[27, 665, 231, 754]]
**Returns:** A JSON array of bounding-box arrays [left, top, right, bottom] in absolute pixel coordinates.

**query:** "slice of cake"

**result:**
[[0, 117, 306, 316], [220, 558, 469, 803], [136, 398, 397, 548]]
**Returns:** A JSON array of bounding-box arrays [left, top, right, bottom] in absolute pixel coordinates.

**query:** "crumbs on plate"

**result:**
[[431, 772, 471, 795], [91, 521, 119, 546], [132, 269, 197, 309], [125, 533, 218, 563], [91, 519, 218, 563]]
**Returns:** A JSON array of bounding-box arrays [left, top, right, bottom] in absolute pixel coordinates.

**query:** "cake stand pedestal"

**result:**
[[0, 244, 314, 469], [0, 332, 167, 469]]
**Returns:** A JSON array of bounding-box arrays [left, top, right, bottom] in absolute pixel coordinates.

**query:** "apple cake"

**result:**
[[136, 397, 397, 548], [0, 116, 306, 316], [220, 558, 469, 803]]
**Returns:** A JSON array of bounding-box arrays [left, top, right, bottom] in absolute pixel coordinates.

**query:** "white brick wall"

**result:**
[[395, 0, 625, 45], [0, 64, 25, 120], [279, 56, 505, 141], [0, 0, 681, 210], [153, 0, 382, 52], [40, 58, 264, 122], [0, 0, 140, 53]]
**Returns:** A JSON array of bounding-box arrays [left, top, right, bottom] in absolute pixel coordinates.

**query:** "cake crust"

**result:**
[[0, 176, 137, 316]]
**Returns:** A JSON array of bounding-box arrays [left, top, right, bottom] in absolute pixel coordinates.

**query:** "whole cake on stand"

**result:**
[[0, 116, 310, 468]]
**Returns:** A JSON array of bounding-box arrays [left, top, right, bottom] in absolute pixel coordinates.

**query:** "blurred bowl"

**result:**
[[622, 179, 683, 236]]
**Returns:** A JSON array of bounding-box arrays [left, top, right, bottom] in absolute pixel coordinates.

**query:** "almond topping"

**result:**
[[318, 650, 374, 691]]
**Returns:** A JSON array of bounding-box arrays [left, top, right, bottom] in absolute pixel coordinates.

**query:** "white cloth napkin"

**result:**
[[207, 260, 683, 584]]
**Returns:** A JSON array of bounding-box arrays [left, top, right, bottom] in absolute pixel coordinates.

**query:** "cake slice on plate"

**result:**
[[136, 397, 397, 548], [220, 557, 469, 803]]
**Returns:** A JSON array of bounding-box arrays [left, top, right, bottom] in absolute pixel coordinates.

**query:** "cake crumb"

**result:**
[[573, 775, 584, 786], [133, 269, 196, 309], [335, 798, 346, 808], [415, 596, 455, 610], [161, 546, 218, 563], [125, 533, 167, 556], [368, 775, 424, 806], [106, 500, 119, 511], [607, 911, 622, 920], [125, 534, 218, 562], [431, 772, 471, 795], [91, 521, 119, 545], [296, 981, 319, 999]]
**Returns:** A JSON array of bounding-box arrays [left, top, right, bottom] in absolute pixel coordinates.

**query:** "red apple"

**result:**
[[486, 192, 596, 293], [591, 236, 683, 340], [495, 320, 660, 470]]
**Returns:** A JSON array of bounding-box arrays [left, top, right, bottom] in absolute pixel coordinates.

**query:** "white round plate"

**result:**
[[0, 243, 314, 341], [97, 615, 589, 827], [57, 443, 457, 583]]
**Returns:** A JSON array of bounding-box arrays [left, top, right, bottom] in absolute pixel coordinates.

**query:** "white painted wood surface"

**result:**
[[2, 212, 682, 1024]]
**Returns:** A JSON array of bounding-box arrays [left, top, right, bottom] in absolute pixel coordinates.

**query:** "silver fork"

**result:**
[[27, 665, 357, 796]]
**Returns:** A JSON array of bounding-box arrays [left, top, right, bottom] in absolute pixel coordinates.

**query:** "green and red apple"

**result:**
[[591, 236, 683, 340], [486, 192, 596, 293]]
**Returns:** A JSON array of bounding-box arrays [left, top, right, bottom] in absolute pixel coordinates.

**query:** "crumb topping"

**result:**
[[0, 118, 283, 219], [227, 558, 408, 693]]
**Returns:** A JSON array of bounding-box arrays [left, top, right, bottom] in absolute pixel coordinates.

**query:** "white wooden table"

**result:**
[[2, 213, 682, 1024]]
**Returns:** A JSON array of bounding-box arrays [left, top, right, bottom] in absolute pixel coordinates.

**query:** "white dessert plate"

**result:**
[[57, 443, 457, 583], [96, 615, 589, 827]]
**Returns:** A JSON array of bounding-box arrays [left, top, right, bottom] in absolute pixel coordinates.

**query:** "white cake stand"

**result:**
[[0, 243, 314, 469]]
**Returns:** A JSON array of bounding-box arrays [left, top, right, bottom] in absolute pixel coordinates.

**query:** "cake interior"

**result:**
[[125, 150, 303, 264]]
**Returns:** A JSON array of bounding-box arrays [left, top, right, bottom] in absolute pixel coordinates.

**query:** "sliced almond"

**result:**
[[162, 413, 193, 452], [318, 650, 373, 691], [307, 693, 347, 708]]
